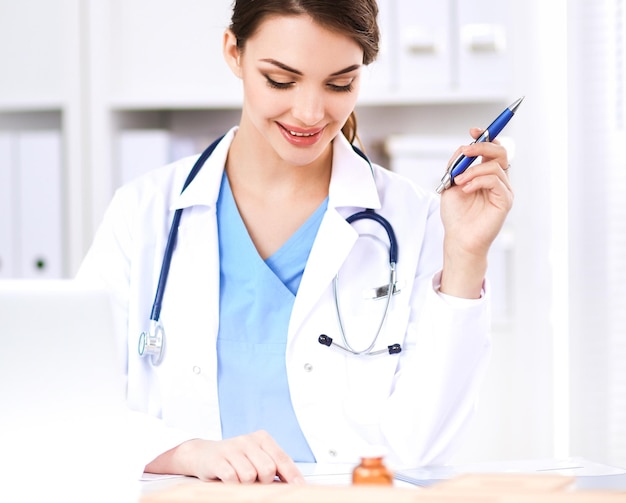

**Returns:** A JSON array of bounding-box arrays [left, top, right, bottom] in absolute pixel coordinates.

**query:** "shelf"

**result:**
[[358, 90, 511, 107], [0, 101, 66, 113], [107, 92, 510, 113], [108, 96, 243, 112]]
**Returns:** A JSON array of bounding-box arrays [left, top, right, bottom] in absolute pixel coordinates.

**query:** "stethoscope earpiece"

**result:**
[[318, 334, 332, 347]]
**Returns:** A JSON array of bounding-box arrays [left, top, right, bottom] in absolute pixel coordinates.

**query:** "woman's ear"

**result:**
[[223, 29, 243, 79]]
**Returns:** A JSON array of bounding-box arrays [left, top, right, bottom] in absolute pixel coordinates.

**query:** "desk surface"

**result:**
[[6, 458, 624, 503], [394, 456, 626, 486], [137, 458, 626, 503]]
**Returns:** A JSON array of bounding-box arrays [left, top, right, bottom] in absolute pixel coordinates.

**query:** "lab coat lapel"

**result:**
[[289, 135, 381, 339], [289, 210, 357, 339], [169, 206, 220, 343], [161, 131, 233, 365]]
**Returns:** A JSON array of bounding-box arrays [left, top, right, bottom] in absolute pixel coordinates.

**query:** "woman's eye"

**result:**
[[264, 75, 293, 89], [328, 82, 354, 93], [327, 79, 354, 93]]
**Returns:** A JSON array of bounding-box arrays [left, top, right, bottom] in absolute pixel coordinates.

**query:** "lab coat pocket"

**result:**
[[343, 304, 410, 426]]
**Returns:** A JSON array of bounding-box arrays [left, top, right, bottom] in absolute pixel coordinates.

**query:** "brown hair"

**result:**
[[229, 0, 380, 144]]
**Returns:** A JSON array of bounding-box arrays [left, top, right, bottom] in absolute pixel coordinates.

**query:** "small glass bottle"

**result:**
[[352, 449, 393, 485]]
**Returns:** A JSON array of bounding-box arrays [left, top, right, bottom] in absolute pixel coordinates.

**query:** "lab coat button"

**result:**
[[329, 449, 337, 457], [303, 363, 313, 372], [192, 366, 201, 374]]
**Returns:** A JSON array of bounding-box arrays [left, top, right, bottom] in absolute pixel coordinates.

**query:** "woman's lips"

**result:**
[[277, 123, 324, 146]]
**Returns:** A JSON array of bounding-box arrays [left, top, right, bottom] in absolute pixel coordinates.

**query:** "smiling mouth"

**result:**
[[279, 123, 323, 137], [289, 130, 317, 137]]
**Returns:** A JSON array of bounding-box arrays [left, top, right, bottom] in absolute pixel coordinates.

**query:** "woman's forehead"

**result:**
[[244, 14, 364, 70]]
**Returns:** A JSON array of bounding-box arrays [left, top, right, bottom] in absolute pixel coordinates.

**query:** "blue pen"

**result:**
[[436, 96, 525, 194]]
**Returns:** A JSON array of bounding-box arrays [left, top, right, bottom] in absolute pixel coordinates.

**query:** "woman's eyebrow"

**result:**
[[329, 64, 361, 76], [259, 59, 361, 77], [260, 58, 303, 75]]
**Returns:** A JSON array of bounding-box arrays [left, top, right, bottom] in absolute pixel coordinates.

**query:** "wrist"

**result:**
[[145, 438, 204, 477], [440, 246, 487, 299]]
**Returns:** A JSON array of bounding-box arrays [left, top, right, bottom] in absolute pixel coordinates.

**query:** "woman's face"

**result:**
[[225, 14, 364, 167]]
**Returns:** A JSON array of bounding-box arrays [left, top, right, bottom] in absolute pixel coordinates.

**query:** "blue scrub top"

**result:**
[[216, 173, 327, 462]]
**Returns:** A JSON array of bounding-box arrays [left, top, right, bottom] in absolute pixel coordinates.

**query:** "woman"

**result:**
[[78, 0, 513, 484]]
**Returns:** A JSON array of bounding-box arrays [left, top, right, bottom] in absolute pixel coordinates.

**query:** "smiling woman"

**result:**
[[76, 0, 514, 485], [224, 14, 363, 178]]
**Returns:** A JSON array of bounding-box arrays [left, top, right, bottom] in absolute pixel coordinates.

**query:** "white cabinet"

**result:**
[[0, 0, 82, 277], [106, 0, 239, 108], [0, 2, 74, 108], [361, 0, 513, 103], [0, 130, 63, 278], [395, 0, 454, 96], [456, 0, 512, 93]]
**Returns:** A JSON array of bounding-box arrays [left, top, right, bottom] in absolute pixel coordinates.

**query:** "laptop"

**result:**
[[0, 280, 132, 501]]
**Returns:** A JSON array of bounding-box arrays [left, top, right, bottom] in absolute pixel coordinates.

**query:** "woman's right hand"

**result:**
[[144, 430, 305, 484]]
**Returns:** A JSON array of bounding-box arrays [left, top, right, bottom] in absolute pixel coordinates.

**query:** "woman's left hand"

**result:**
[[439, 128, 514, 298]]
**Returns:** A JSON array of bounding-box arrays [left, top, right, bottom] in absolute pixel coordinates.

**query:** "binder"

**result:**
[[16, 130, 63, 278], [0, 132, 16, 278], [117, 129, 171, 187]]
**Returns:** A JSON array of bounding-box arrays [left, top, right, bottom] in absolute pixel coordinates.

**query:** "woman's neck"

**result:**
[[224, 122, 333, 259], [226, 122, 332, 196]]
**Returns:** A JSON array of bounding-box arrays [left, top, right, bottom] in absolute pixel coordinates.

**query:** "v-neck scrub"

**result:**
[[216, 173, 327, 462]]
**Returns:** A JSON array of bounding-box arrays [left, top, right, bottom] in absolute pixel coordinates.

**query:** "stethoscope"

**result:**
[[138, 136, 402, 366]]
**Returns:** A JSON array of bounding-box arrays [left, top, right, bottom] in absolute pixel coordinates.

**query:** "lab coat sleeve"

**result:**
[[381, 195, 492, 468], [76, 185, 203, 479]]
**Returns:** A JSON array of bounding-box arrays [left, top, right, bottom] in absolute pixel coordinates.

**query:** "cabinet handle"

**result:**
[[461, 23, 506, 53], [402, 28, 438, 54]]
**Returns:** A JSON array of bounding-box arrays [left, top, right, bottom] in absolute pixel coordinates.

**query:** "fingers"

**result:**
[[255, 431, 305, 484], [469, 126, 501, 142], [446, 128, 502, 169], [197, 431, 304, 485], [446, 129, 509, 189], [454, 158, 512, 194]]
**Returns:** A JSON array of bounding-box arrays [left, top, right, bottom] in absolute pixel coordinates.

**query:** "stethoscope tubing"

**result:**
[[148, 136, 224, 323], [346, 209, 398, 265], [333, 208, 399, 355], [139, 136, 402, 364]]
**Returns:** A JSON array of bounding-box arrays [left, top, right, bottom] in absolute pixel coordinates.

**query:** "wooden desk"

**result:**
[[138, 460, 626, 503]]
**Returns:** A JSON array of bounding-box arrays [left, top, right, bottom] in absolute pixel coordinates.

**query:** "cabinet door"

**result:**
[[395, 0, 453, 96], [456, 0, 512, 94], [108, 0, 239, 106], [0, 0, 76, 106]]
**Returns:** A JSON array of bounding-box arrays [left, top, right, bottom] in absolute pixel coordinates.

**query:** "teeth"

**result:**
[[289, 130, 316, 137]]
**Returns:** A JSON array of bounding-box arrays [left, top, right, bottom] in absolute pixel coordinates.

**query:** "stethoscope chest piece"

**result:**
[[138, 319, 165, 366]]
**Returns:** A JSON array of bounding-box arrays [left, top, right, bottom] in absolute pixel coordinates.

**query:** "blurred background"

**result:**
[[0, 0, 624, 469]]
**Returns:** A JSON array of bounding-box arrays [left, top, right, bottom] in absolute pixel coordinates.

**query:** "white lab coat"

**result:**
[[77, 127, 491, 476]]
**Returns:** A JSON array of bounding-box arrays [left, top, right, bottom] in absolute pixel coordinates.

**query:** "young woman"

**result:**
[[78, 0, 513, 484]]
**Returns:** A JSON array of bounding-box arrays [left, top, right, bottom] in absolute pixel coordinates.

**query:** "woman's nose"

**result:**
[[291, 87, 324, 126]]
